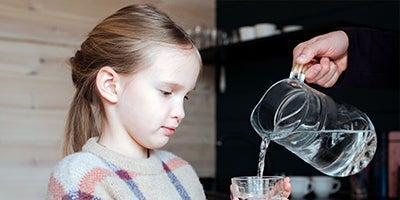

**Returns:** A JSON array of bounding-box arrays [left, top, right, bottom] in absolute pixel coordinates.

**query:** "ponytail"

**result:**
[[62, 56, 102, 157]]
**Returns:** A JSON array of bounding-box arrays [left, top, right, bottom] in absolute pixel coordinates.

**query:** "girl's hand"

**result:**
[[282, 176, 291, 200]]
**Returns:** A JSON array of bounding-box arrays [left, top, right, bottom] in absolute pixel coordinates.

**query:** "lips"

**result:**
[[162, 126, 176, 136]]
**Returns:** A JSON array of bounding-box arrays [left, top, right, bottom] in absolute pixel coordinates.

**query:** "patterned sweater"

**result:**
[[47, 137, 206, 200]]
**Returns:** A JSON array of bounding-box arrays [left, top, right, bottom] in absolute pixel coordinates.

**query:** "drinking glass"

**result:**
[[231, 176, 284, 200]]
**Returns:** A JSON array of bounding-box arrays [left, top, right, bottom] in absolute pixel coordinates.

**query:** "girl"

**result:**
[[47, 4, 205, 199], [47, 4, 290, 200]]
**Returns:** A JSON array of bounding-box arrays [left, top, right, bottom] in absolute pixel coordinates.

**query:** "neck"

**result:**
[[98, 134, 149, 159]]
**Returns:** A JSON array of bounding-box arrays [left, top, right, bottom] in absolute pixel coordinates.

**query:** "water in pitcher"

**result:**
[[271, 129, 376, 177]]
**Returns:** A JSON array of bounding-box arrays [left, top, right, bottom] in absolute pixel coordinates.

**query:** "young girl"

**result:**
[[47, 4, 290, 200], [47, 4, 205, 199]]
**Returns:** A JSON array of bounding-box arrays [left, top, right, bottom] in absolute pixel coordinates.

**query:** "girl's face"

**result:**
[[115, 45, 200, 151]]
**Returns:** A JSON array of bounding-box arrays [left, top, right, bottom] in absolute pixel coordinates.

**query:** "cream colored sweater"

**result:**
[[47, 137, 206, 200]]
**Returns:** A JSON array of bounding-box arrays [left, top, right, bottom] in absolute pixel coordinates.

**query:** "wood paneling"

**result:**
[[0, 1, 215, 199], [0, 0, 215, 46]]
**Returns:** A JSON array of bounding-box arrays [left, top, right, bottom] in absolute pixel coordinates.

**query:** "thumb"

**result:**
[[295, 39, 330, 64]]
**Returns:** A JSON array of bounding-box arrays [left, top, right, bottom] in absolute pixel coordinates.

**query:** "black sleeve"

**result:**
[[337, 27, 399, 90]]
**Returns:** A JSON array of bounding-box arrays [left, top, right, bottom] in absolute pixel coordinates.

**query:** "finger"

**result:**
[[273, 177, 291, 199], [305, 64, 322, 83], [283, 177, 291, 197], [315, 57, 331, 79], [283, 191, 291, 199], [283, 176, 291, 183], [230, 193, 239, 200], [230, 195, 239, 200], [294, 38, 329, 64], [293, 43, 316, 65], [305, 57, 330, 83], [283, 183, 291, 198], [314, 60, 336, 86], [315, 61, 339, 88], [230, 185, 234, 200], [293, 41, 308, 59], [230, 184, 240, 200], [323, 60, 346, 87], [323, 67, 341, 88]]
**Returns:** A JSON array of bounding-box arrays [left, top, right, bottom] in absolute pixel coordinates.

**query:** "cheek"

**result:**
[[121, 93, 149, 113], [117, 95, 155, 136], [119, 89, 162, 120]]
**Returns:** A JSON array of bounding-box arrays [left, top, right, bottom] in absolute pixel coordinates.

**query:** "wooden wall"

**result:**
[[0, 0, 215, 199]]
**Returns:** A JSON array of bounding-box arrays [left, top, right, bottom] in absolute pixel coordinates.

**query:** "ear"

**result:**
[[96, 66, 120, 104]]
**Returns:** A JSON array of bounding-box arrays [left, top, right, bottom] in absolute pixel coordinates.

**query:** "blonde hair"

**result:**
[[63, 4, 198, 156]]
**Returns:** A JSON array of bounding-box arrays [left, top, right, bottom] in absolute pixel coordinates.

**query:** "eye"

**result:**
[[184, 92, 192, 101], [161, 90, 172, 96]]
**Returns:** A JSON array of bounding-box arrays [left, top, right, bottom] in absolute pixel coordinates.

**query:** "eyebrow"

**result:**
[[159, 81, 197, 91]]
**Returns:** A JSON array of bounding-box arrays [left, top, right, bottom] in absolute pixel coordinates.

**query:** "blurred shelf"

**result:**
[[200, 21, 356, 65]]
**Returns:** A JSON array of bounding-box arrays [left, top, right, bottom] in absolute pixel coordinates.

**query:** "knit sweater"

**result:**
[[47, 137, 206, 200]]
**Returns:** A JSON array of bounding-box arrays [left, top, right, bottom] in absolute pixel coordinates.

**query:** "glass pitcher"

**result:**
[[250, 63, 377, 177]]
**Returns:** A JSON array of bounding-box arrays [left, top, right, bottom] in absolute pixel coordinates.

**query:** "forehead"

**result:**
[[148, 45, 200, 72], [137, 45, 201, 87]]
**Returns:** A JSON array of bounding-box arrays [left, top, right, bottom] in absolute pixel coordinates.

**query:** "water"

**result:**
[[257, 137, 270, 177], [255, 128, 376, 177], [272, 130, 377, 177]]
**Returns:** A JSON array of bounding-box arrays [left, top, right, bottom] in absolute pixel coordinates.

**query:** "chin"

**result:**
[[152, 138, 170, 149]]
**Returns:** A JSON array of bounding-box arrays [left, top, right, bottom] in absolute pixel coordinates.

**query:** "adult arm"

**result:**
[[339, 27, 399, 89]]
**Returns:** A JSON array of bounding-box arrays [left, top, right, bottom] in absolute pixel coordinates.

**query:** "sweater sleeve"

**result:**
[[337, 27, 399, 89]]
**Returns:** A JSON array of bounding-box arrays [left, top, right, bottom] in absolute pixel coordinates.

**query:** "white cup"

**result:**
[[311, 176, 341, 198], [254, 23, 277, 38], [239, 26, 256, 41], [290, 176, 313, 199], [282, 25, 303, 33]]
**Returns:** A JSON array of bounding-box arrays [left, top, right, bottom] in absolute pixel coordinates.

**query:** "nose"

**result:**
[[172, 101, 185, 122]]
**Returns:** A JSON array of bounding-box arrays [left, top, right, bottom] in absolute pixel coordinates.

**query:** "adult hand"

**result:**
[[293, 30, 349, 88]]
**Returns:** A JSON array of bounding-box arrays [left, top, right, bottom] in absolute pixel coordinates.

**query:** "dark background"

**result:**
[[217, 1, 398, 32], [206, 0, 399, 198]]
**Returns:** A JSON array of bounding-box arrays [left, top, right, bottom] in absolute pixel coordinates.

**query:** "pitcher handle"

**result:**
[[289, 60, 318, 82], [289, 63, 307, 82]]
